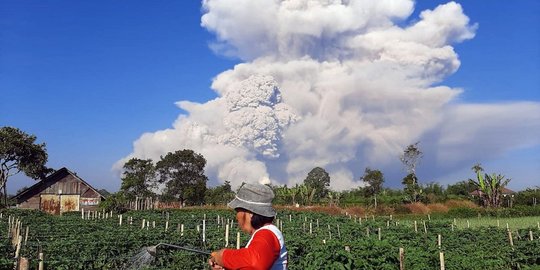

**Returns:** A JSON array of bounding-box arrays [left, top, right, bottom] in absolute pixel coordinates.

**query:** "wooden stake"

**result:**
[[438, 234, 442, 249], [399, 248, 405, 270], [236, 232, 241, 249], [423, 221, 427, 234], [414, 221, 418, 233], [378, 228, 381, 240], [529, 230, 533, 241]]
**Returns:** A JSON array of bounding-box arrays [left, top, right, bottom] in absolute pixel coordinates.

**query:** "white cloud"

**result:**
[[118, 0, 539, 190]]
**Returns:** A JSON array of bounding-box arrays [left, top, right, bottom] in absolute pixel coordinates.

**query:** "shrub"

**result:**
[[444, 199, 478, 209], [427, 203, 449, 213], [393, 204, 412, 214], [447, 207, 479, 218], [404, 202, 430, 214], [343, 206, 366, 216]]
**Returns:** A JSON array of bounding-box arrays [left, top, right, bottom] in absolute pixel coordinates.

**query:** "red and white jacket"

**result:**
[[222, 224, 288, 270]]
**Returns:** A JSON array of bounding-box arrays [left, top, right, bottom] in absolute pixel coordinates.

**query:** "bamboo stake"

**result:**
[[327, 225, 332, 239], [439, 252, 445, 270], [225, 224, 229, 247], [203, 219, 206, 243], [378, 228, 381, 240], [14, 237, 22, 259], [508, 230, 514, 248], [38, 252, 44, 270], [18, 257, 29, 270], [399, 248, 405, 270], [24, 227, 29, 246]]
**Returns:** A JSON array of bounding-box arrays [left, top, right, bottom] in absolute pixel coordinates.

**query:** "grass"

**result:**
[[453, 216, 540, 230], [395, 215, 540, 230]]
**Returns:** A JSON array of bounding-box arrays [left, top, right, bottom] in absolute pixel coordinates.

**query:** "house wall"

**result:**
[[16, 172, 103, 213]]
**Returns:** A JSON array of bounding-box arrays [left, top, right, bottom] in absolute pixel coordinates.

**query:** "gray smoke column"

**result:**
[[117, 0, 540, 190]]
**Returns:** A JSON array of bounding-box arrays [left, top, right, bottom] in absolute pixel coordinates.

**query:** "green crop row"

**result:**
[[1, 208, 539, 269]]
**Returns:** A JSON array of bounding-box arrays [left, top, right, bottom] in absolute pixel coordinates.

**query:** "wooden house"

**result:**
[[12, 167, 106, 215]]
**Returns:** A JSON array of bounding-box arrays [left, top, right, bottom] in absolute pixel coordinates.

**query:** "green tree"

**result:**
[[156, 149, 208, 206], [0, 127, 52, 206], [303, 167, 330, 202], [400, 142, 423, 202], [423, 182, 445, 203], [205, 181, 235, 206], [120, 158, 156, 200], [446, 180, 475, 197], [360, 168, 384, 208], [402, 173, 422, 203]]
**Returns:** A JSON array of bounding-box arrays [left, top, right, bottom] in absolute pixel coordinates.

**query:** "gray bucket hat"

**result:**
[[228, 183, 276, 217]]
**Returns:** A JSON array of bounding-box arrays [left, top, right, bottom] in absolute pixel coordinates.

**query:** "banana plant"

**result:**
[[470, 171, 511, 207]]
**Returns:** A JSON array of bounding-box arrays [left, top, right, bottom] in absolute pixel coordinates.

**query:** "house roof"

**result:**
[[469, 187, 515, 196], [12, 167, 106, 200]]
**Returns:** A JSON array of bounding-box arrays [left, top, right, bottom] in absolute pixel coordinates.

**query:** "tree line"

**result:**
[[2, 126, 537, 211]]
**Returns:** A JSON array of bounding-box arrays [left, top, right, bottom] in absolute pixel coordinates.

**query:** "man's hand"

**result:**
[[209, 249, 225, 269]]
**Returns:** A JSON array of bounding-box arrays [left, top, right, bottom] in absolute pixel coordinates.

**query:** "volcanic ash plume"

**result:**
[[118, 0, 540, 189]]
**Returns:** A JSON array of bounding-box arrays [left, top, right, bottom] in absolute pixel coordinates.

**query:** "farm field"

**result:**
[[1, 208, 540, 270]]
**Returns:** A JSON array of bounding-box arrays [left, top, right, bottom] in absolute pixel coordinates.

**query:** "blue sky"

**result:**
[[1, 0, 539, 193]]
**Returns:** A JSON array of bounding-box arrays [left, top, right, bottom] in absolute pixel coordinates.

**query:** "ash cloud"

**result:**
[[117, 0, 540, 190]]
